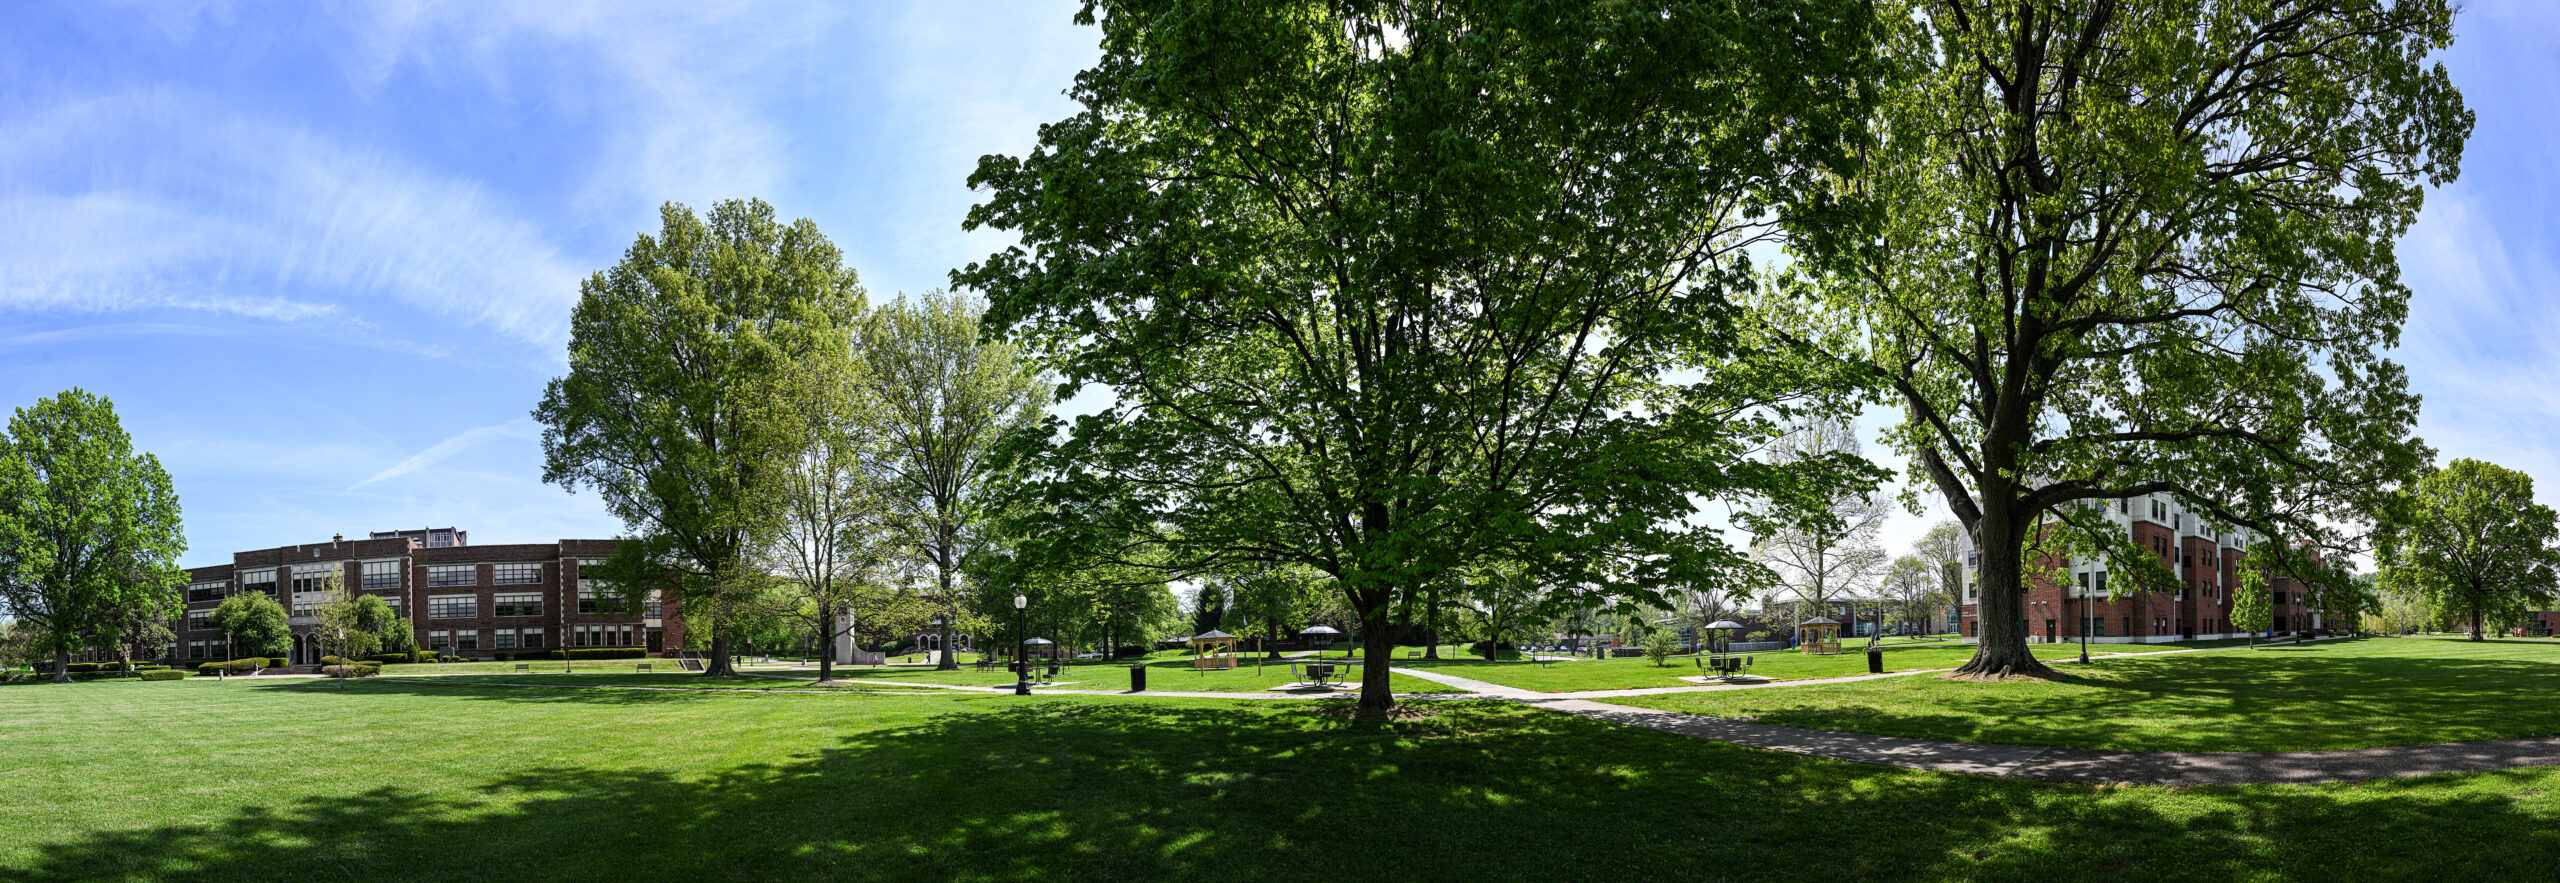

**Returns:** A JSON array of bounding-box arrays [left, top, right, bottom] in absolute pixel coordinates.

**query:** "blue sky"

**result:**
[[1, 1, 2553, 570]]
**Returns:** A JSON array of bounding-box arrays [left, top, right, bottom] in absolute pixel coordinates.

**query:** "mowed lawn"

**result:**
[[1390, 643, 2136, 692], [1610, 636, 2560, 751], [7, 679, 2560, 879]]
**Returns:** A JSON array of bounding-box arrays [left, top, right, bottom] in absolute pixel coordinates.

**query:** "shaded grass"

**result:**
[[5, 678, 2560, 879], [1610, 636, 2560, 751], [1393, 644, 2100, 692]]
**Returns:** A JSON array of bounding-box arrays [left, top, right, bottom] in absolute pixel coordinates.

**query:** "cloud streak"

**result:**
[[348, 418, 540, 491]]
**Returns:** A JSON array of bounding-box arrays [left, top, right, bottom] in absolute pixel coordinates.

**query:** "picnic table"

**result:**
[[1696, 654, 1755, 678], [1288, 659, 1361, 686]]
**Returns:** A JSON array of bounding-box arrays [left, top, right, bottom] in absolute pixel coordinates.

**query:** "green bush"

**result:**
[[139, 670, 188, 681], [366, 653, 413, 664], [321, 663, 383, 678], [267, 657, 289, 668], [194, 658, 269, 674]]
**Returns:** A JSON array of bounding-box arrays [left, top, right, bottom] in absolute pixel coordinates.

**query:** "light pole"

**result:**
[[1014, 593, 1031, 696]]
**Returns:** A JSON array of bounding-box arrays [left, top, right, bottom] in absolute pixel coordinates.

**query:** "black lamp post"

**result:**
[[1014, 593, 1031, 696]]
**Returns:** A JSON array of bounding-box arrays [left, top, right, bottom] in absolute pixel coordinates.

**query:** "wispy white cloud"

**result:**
[[0, 90, 583, 348], [348, 417, 540, 490]]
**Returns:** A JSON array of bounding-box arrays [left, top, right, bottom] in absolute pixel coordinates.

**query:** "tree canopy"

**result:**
[[210, 592, 290, 661], [537, 199, 865, 677], [0, 389, 186, 681], [2375, 458, 2560, 642], [959, 0, 1878, 717], [1806, 0, 2471, 675]]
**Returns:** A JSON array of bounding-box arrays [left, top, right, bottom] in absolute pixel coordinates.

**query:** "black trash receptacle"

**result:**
[[1866, 648, 1884, 674], [1129, 664, 1147, 692]]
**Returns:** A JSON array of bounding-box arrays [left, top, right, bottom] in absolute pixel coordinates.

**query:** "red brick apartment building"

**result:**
[[169, 528, 682, 664], [1959, 495, 2325, 644]]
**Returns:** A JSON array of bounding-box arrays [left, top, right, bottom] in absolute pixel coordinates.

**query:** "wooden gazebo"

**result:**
[[1798, 617, 1842, 655], [1189, 630, 1240, 670]]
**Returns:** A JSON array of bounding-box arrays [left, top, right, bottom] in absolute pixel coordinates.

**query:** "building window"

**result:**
[[643, 593, 662, 619], [428, 565, 475, 587], [188, 582, 225, 603], [292, 597, 316, 617], [379, 596, 403, 617], [575, 624, 636, 647], [455, 630, 480, 651], [521, 627, 545, 649], [187, 640, 207, 659], [495, 630, 517, 650], [187, 611, 212, 632], [241, 569, 276, 595], [493, 593, 543, 617], [362, 560, 401, 589], [578, 586, 626, 615], [291, 563, 335, 593], [493, 562, 540, 585], [428, 629, 451, 650], [428, 595, 476, 619]]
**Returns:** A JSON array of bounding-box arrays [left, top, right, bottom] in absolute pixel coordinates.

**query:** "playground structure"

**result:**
[[1190, 630, 1239, 670]]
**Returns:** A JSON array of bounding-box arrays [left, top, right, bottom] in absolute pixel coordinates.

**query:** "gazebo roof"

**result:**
[[1799, 617, 1839, 626], [1191, 630, 1238, 642], [1707, 620, 1746, 629]]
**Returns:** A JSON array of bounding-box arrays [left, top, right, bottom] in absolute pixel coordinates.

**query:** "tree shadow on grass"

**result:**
[[1639, 642, 2560, 752], [10, 698, 2560, 880]]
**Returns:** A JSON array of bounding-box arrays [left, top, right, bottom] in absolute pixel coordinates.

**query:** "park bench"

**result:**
[[514, 664, 529, 672], [636, 663, 652, 671]]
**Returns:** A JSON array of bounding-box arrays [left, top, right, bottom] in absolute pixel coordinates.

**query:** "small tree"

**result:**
[[209, 593, 290, 666], [1642, 631, 1680, 668], [313, 571, 387, 668], [1879, 555, 1943, 639], [2231, 568, 2273, 650]]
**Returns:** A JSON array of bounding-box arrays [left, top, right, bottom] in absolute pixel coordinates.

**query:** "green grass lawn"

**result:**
[[1389, 643, 2116, 692], [1608, 636, 2560, 751], [6, 677, 2560, 879], [760, 659, 1466, 694]]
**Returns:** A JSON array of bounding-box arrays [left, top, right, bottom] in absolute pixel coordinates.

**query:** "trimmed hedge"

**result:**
[[195, 658, 270, 674], [321, 663, 383, 678], [139, 670, 189, 681]]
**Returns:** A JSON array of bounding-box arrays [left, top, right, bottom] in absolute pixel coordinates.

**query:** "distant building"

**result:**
[[369, 526, 468, 548], [1959, 493, 2325, 643], [165, 529, 681, 665]]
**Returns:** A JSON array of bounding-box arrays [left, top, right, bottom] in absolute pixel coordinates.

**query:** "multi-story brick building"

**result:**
[[170, 530, 682, 664], [1958, 493, 2325, 643]]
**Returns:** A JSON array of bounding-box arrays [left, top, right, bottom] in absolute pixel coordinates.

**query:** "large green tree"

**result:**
[[538, 199, 864, 677], [2375, 459, 2560, 642], [0, 389, 187, 681], [861, 291, 1045, 671], [959, 0, 1876, 717], [1809, 0, 2470, 675]]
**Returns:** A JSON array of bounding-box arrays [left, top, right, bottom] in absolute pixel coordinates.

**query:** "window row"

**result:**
[[424, 562, 547, 586], [574, 624, 638, 647], [425, 628, 548, 652]]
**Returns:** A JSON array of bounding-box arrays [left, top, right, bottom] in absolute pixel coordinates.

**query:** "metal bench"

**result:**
[[1698, 654, 1754, 678], [514, 663, 529, 672]]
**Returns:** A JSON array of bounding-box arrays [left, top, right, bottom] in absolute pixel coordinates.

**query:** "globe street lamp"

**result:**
[[1014, 593, 1031, 696]]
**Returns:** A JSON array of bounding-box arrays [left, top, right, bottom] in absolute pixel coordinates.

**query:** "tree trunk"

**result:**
[[50, 647, 70, 683], [1353, 606, 1401, 719], [1954, 513, 2055, 677], [2470, 604, 2484, 642], [934, 537, 962, 670], [703, 621, 737, 677], [1422, 585, 1441, 660]]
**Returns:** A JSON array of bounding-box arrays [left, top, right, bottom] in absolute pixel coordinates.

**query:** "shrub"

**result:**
[[195, 658, 268, 674], [321, 655, 352, 666], [266, 657, 288, 668], [139, 670, 188, 681], [1466, 640, 1517, 657], [367, 653, 413, 665], [320, 663, 382, 678]]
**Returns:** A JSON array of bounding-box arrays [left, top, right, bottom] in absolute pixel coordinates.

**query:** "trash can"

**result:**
[[1866, 648, 1884, 674], [1128, 664, 1147, 693]]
